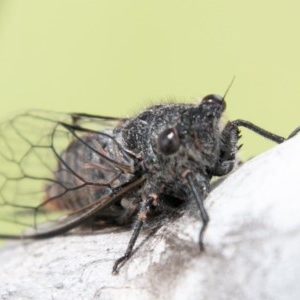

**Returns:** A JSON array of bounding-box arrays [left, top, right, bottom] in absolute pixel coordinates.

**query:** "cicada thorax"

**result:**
[[44, 131, 137, 213]]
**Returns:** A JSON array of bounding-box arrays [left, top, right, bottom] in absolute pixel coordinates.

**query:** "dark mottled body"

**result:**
[[46, 101, 238, 227]]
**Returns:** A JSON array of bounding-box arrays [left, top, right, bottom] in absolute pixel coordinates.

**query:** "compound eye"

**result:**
[[158, 128, 180, 155], [202, 94, 226, 110]]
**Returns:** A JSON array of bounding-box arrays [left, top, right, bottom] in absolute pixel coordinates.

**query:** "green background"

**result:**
[[0, 0, 299, 159]]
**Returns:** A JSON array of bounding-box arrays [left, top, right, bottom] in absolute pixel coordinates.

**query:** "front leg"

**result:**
[[185, 172, 210, 251], [213, 120, 300, 177], [212, 121, 240, 176], [231, 119, 300, 142]]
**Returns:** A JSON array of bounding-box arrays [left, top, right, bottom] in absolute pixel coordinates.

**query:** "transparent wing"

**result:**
[[0, 110, 141, 237]]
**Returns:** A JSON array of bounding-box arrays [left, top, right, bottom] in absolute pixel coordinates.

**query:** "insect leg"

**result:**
[[185, 173, 209, 251], [287, 125, 300, 139], [232, 120, 300, 143], [232, 120, 285, 143], [112, 195, 154, 274], [212, 121, 240, 176]]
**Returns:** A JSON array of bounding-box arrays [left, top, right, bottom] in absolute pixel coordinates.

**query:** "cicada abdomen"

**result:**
[[46, 132, 131, 207]]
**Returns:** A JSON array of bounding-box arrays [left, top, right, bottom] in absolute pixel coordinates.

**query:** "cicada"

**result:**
[[0, 95, 299, 274]]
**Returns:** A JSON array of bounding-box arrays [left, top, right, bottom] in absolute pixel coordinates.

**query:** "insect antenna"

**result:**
[[223, 76, 236, 100]]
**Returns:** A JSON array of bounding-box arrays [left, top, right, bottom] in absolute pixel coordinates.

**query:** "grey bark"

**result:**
[[1, 136, 300, 300]]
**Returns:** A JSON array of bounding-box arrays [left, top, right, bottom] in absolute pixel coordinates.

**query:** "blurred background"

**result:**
[[0, 0, 299, 159]]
